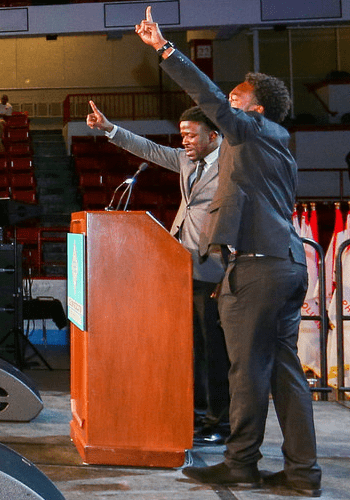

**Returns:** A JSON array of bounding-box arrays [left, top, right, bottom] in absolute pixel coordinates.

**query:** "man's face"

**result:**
[[179, 121, 217, 162], [229, 81, 258, 112]]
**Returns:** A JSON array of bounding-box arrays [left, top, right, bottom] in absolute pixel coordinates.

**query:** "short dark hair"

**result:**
[[179, 105, 220, 132], [245, 72, 291, 123]]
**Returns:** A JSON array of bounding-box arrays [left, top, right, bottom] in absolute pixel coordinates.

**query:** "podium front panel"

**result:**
[[70, 211, 193, 467]]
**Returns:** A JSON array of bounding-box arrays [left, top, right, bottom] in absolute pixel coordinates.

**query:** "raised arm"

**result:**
[[135, 7, 253, 144]]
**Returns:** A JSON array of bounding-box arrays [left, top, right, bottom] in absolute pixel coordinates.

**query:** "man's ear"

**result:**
[[209, 130, 220, 142], [252, 104, 264, 115]]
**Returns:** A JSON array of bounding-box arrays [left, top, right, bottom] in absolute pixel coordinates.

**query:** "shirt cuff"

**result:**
[[105, 124, 118, 139]]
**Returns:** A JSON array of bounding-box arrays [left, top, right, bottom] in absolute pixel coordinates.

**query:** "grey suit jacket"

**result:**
[[109, 127, 225, 282], [161, 50, 306, 266]]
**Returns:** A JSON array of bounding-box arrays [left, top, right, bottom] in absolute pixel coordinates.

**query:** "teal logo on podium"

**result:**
[[67, 233, 85, 330]]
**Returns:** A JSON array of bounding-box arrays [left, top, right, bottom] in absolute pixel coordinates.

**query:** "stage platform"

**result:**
[[0, 345, 348, 500]]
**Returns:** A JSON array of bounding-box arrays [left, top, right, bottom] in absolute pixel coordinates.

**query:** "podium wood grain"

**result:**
[[70, 211, 193, 467]]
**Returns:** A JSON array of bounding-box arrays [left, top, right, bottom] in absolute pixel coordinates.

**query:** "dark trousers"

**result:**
[[218, 254, 321, 485], [193, 279, 230, 420]]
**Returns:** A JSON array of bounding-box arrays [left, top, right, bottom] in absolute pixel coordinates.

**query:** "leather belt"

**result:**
[[225, 246, 265, 261], [233, 251, 265, 258]]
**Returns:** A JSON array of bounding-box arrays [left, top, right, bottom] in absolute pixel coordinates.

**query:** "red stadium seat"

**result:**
[[9, 173, 36, 188], [0, 187, 10, 198], [6, 114, 29, 129], [104, 173, 127, 187], [12, 189, 37, 204], [16, 227, 40, 244], [0, 158, 8, 171], [5, 128, 29, 142], [0, 174, 9, 188], [78, 173, 104, 188], [9, 157, 33, 171], [82, 190, 110, 209], [74, 157, 101, 172], [71, 142, 98, 157], [71, 135, 95, 143], [7, 143, 32, 156]]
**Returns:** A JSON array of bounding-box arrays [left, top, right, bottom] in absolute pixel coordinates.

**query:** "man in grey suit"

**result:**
[[87, 102, 230, 442], [135, 6, 321, 497]]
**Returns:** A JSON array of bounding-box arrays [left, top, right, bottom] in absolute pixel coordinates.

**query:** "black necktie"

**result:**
[[190, 160, 205, 192]]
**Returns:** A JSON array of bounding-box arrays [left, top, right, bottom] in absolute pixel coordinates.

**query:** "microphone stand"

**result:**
[[105, 178, 133, 211], [105, 162, 148, 212], [116, 179, 135, 211]]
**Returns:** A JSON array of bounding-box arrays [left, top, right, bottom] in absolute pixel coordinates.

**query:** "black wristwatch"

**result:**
[[157, 41, 175, 56]]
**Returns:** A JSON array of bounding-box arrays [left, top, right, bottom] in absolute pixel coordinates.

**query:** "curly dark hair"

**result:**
[[179, 105, 220, 132], [245, 72, 291, 123]]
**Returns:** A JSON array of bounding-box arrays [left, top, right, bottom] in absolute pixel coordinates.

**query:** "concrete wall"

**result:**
[[2, 26, 350, 123]]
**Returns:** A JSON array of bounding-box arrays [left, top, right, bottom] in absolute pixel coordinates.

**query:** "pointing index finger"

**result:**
[[146, 5, 153, 22], [89, 100, 98, 113]]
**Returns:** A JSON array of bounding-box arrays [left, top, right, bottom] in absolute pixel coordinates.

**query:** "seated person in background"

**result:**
[[0, 94, 12, 119], [0, 94, 12, 152]]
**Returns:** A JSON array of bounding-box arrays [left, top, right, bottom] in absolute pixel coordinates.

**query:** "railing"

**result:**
[[301, 238, 331, 400], [335, 238, 350, 400], [63, 90, 194, 125]]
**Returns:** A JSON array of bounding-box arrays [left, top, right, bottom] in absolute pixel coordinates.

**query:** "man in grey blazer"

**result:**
[[135, 6, 321, 497], [87, 102, 230, 442]]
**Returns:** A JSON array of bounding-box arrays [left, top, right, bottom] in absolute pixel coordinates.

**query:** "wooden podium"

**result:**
[[69, 211, 193, 467]]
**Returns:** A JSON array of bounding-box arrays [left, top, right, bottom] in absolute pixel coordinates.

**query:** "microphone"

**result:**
[[105, 162, 148, 211], [135, 162, 148, 175]]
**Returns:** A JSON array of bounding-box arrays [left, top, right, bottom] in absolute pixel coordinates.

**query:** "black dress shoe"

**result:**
[[182, 462, 261, 487], [261, 470, 322, 497], [193, 422, 230, 446], [193, 431, 226, 446]]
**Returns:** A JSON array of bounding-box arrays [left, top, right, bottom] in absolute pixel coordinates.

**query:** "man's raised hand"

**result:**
[[86, 100, 113, 132], [135, 6, 166, 50]]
